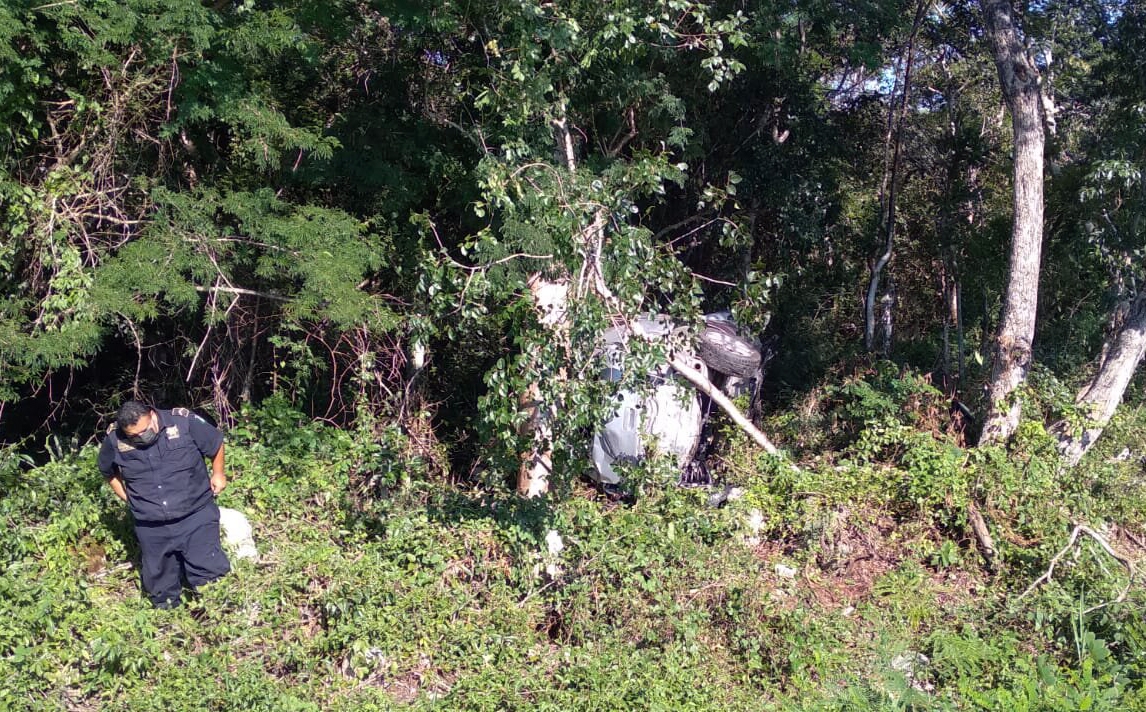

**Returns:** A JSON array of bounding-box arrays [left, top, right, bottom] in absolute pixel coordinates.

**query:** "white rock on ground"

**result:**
[[545, 529, 564, 556], [219, 506, 259, 561], [774, 563, 798, 579], [743, 508, 766, 546], [891, 651, 934, 693], [544, 529, 564, 577]]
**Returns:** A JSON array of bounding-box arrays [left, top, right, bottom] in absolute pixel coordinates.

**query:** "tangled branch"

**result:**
[[1017, 523, 1136, 615]]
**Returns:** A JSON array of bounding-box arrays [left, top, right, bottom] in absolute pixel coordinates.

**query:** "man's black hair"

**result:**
[[116, 400, 153, 431]]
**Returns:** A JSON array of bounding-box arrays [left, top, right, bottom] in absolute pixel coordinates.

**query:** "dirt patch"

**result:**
[[781, 509, 906, 609], [804, 553, 901, 610], [928, 568, 986, 608], [1111, 524, 1146, 564], [753, 506, 991, 613], [357, 655, 454, 705], [298, 603, 322, 639]]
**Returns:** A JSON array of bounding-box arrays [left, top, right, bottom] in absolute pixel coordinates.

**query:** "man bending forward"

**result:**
[[98, 400, 230, 608]]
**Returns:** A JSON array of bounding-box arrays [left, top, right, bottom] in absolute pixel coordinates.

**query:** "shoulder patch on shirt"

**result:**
[[172, 407, 190, 417], [165, 425, 181, 440], [106, 423, 116, 434]]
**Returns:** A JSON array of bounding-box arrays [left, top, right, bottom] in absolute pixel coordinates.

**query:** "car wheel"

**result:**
[[697, 321, 761, 377]]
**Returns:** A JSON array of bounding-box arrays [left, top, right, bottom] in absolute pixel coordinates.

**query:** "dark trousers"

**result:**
[[135, 501, 231, 608]]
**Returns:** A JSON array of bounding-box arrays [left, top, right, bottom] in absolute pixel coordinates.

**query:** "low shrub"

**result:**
[[3, 398, 1144, 710]]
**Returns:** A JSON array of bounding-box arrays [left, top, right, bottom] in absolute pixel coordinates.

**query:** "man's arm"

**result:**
[[186, 410, 227, 495], [108, 473, 128, 502], [210, 443, 227, 495], [97, 436, 127, 503]]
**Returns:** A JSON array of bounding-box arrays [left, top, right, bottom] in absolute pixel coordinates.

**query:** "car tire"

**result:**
[[697, 321, 761, 377]]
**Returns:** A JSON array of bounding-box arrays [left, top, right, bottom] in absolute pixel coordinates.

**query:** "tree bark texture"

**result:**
[[864, 1, 925, 353], [940, 255, 966, 389], [1053, 292, 1146, 466], [515, 100, 582, 498], [517, 275, 568, 497], [977, 0, 1046, 445]]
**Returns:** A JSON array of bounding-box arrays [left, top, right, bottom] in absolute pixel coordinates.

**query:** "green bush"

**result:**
[[2, 399, 1143, 710]]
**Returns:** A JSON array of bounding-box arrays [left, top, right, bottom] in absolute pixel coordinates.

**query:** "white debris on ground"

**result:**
[[891, 651, 934, 693], [1108, 447, 1132, 463], [219, 506, 259, 561], [774, 563, 798, 579], [743, 508, 766, 546], [546, 529, 564, 556], [544, 529, 565, 577]]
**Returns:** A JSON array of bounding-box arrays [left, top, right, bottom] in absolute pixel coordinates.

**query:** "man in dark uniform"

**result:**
[[97, 400, 231, 608]]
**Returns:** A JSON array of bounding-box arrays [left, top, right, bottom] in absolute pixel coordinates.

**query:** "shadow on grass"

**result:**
[[341, 481, 558, 552], [99, 504, 138, 556], [427, 488, 554, 541], [97, 504, 149, 603]]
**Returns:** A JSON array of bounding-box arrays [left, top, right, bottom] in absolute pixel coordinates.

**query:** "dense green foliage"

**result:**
[[4, 0, 1146, 708], [0, 0, 1136, 446], [3, 396, 1146, 709]]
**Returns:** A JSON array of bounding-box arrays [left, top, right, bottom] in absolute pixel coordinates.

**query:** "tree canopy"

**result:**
[[7, 1, 1146, 709], [1, 0, 1143, 472]]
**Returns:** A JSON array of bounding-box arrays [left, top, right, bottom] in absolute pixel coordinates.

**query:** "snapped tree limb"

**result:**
[[1017, 523, 1135, 615], [668, 354, 782, 457], [968, 501, 997, 562]]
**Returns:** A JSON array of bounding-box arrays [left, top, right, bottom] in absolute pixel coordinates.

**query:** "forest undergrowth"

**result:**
[[4, 368, 1146, 711]]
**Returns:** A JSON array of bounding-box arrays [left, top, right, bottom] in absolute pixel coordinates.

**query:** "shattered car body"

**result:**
[[590, 315, 706, 485], [590, 313, 765, 486]]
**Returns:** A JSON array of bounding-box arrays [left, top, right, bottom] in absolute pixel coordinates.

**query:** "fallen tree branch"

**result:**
[[968, 500, 997, 562], [615, 317, 791, 467], [194, 284, 291, 302], [1017, 523, 1135, 615], [668, 355, 781, 457]]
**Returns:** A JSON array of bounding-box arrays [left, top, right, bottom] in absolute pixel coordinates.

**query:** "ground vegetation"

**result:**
[[3, 0, 1146, 708]]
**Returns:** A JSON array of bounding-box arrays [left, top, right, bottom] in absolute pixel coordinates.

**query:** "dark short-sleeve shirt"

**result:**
[[97, 408, 224, 523]]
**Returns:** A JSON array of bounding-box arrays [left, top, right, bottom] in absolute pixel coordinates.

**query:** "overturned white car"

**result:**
[[590, 313, 768, 488]]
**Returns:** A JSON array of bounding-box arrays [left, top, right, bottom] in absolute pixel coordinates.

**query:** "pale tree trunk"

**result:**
[[938, 64, 968, 391], [940, 253, 967, 389], [1053, 292, 1146, 466], [517, 276, 568, 497], [953, 268, 962, 389], [516, 103, 582, 498], [977, 0, 1046, 445], [878, 281, 895, 356], [940, 251, 969, 393], [865, 1, 925, 353]]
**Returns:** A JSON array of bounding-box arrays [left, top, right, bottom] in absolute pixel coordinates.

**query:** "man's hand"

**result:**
[[109, 474, 129, 503], [209, 443, 227, 495]]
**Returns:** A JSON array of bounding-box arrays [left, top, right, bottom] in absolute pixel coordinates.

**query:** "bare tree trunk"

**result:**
[[865, 1, 925, 352], [977, 0, 1046, 445], [955, 263, 966, 388], [517, 276, 568, 497], [1053, 292, 1146, 466], [517, 101, 579, 498], [879, 281, 895, 356], [941, 250, 967, 388], [937, 69, 967, 391], [942, 275, 951, 378]]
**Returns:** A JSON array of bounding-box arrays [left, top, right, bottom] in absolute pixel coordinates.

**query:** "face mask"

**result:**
[[126, 416, 159, 448]]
